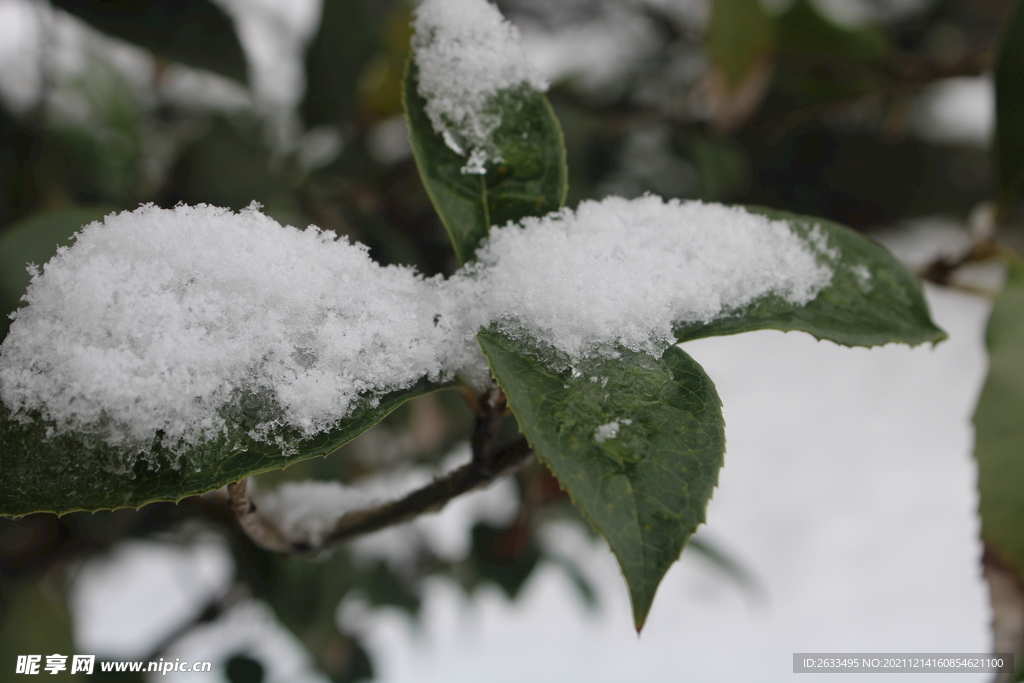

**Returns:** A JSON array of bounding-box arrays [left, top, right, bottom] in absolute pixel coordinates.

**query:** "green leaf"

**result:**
[[0, 206, 115, 341], [403, 61, 568, 263], [49, 0, 248, 85], [469, 520, 541, 599], [0, 581, 78, 679], [0, 377, 450, 517], [299, 0, 379, 129], [976, 256, 1024, 575], [706, 0, 775, 89], [674, 207, 946, 347], [996, 0, 1024, 208], [773, 0, 887, 106], [478, 329, 725, 630], [776, 0, 886, 61]]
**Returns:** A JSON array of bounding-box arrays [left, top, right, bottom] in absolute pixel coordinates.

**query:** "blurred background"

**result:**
[[0, 0, 1010, 680]]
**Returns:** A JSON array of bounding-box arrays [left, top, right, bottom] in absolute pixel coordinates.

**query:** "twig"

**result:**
[[320, 437, 532, 548], [228, 479, 291, 552], [471, 385, 507, 468], [228, 387, 533, 554], [919, 241, 1000, 286], [142, 584, 247, 662]]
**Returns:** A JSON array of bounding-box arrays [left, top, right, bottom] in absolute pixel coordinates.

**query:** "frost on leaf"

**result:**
[[412, 0, 547, 174], [593, 419, 631, 443]]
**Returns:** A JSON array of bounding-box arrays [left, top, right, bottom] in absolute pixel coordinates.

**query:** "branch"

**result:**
[[228, 387, 535, 554], [321, 437, 533, 547]]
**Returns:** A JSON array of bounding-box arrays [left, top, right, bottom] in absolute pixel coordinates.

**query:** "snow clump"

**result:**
[[412, 0, 547, 173], [0, 197, 835, 461], [461, 196, 833, 362], [0, 204, 459, 456]]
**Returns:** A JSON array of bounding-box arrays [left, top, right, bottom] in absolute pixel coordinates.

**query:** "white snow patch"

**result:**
[[912, 76, 993, 147], [460, 196, 833, 362], [412, 0, 547, 173], [594, 418, 632, 443], [258, 480, 375, 546], [851, 263, 872, 292], [0, 197, 834, 462]]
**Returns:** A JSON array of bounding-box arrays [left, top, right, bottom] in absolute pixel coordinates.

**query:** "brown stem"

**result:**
[[320, 437, 533, 548], [471, 385, 508, 468], [228, 479, 291, 553], [919, 240, 1001, 286], [228, 387, 533, 554]]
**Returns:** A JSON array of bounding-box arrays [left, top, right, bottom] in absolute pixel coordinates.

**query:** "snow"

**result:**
[[70, 535, 233, 658], [0, 203, 455, 460], [412, 0, 547, 173], [912, 76, 994, 148], [463, 195, 833, 362], [0, 198, 834, 461], [257, 481, 376, 546], [593, 418, 631, 443], [0, 198, 835, 463]]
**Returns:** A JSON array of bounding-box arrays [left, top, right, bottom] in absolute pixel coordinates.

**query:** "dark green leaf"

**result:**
[[403, 61, 568, 263], [0, 378, 450, 517], [168, 117, 276, 211], [706, 0, 775, 89], [0, 206, 114, 341], [776, 0, 886, 61], [996, 0, 1024, 208], [225, 655, 265, 683], [478, 329, 725, 630], [0, 581, 77, 679], [255, 547, 377, 682], [976, 256, 1024, 575], [299, 0, 379, 129], [469, 520, 540, 599], [773, 0, 887, 106], [50, 0, 248, 85], [674, 207, 946, 347]]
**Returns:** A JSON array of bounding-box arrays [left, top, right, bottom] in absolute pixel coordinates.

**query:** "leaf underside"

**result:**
[[478, 328, 725, 630], [0, 377, 449, 517], [403, 61, 568, 264], [674, 207, 946, 348]]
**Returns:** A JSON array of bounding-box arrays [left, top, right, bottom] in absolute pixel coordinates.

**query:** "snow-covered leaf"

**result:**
[[403, 60, 566, 263], [0, 204, 460, 517], [0, 377, 446, 517], [674, 207, 946, 347], [478, 328, 724, 631]]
